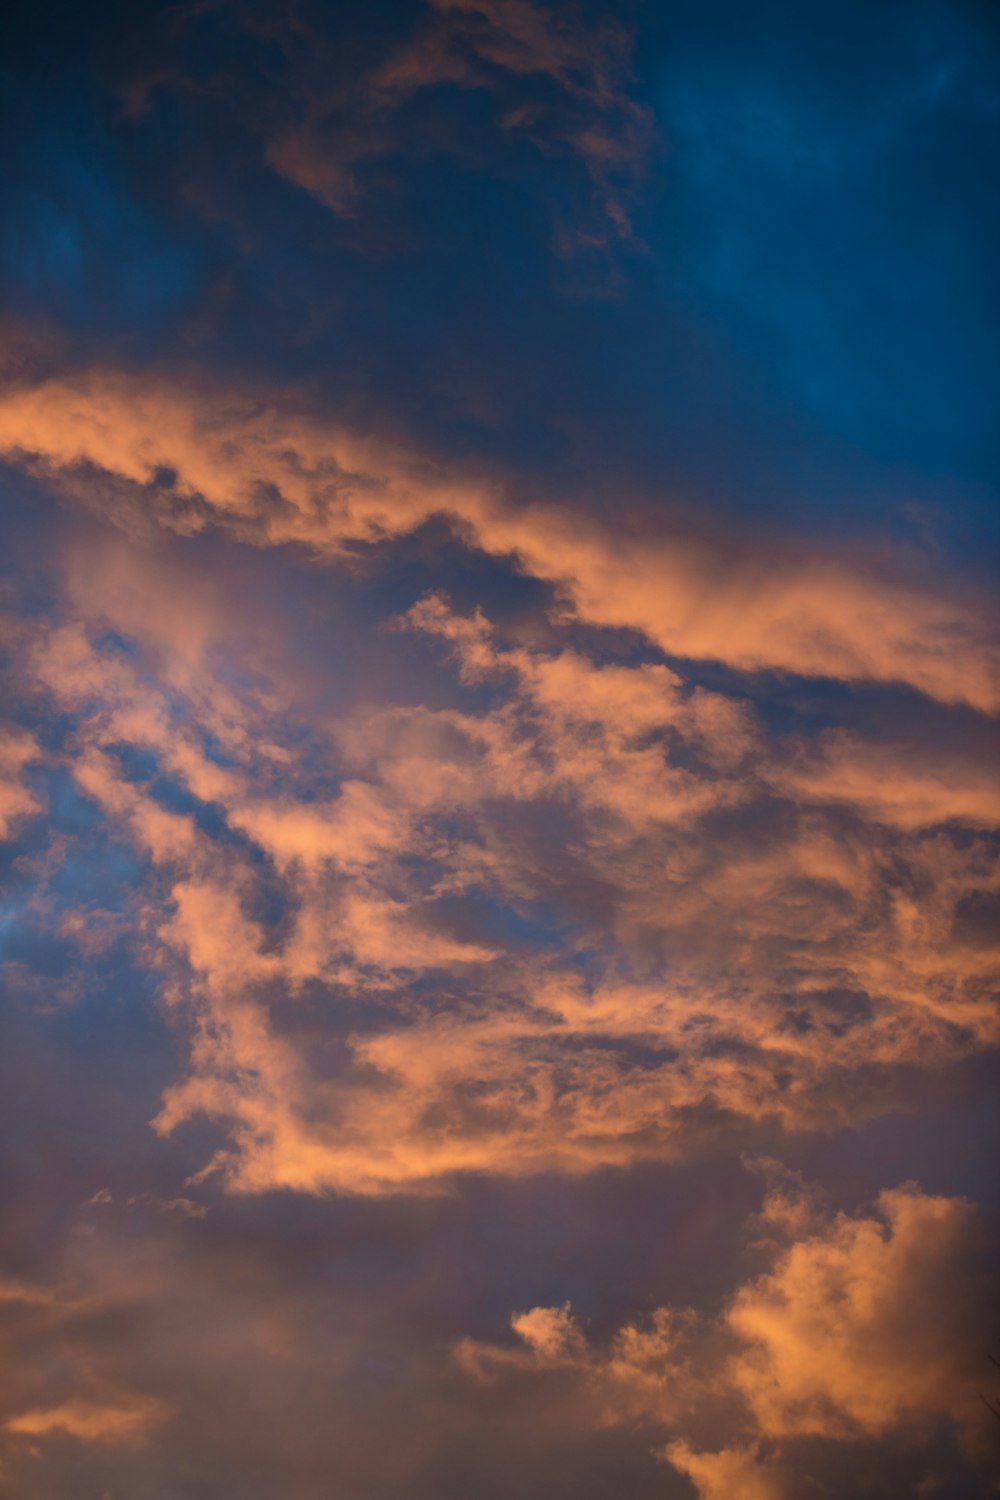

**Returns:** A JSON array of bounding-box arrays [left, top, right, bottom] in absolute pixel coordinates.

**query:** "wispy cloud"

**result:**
[[0, 510, 993, 1197], [1, 369, 996, 707]]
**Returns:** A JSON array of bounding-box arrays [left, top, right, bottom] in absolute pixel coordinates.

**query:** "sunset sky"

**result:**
[[1, 1, 999, 1496]]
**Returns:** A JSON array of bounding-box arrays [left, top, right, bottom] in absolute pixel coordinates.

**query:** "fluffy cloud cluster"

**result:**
[[455, 1179, 994, 1498], [0, 461, 995, 1196]]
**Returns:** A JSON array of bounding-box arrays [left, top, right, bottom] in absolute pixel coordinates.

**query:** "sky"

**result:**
[[0, 1, 998, 1496]]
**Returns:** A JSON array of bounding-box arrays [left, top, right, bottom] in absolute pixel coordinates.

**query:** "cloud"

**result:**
[[456, 1300, 594, 1378], [1, 3, 996, 1495], [726, 1185, 987, 1440], [1, 369, 996, 709], [662, 1442, 786, 1500], [376, 0, 651, 234], [0, 1209, 493, 1499], [1, 535, 994, 1196], [0, 1260, 172, 1475], [0, 726, 41, 840], [127, 1193, 208, 1220], [116, 0, 649, 241], [5, 1394, 169, 1446], [775, 730, 1000, 830], [454, 1179, 995, 1496], [248, 0, 651, 236], [0, 1280, 56, 1307], [457, 1298, 698, 1427]]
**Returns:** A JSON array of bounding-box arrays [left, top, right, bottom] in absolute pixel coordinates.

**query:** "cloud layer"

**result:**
[[0, 494, 995, 1201], [1, 1, 998, 1495]]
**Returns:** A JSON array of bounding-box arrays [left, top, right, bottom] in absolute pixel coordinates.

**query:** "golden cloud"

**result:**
[[1, 370, 997, 707], [454, 1179, 994, 1496]]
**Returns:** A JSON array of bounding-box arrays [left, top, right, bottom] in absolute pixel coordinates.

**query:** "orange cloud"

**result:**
[[0, 726, 41, 839], [726, 1186, 986, 1440], [775, 729, 1000, 829], [0, 1262, 172, 1475], [5, 1394, 169, 1446], [454, 1179, 994, 1495], [10, 568, 997, 1196], [1, 370, 997, 708], [456, 1298, 697, 1428], [662, 1442, 786, 1500]]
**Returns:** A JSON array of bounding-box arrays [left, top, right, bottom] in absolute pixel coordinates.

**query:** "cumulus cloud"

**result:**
[[457, 1299, 698, 1427], [454, 1179, 995, 1498], [726, 1185, 987, 1440], [662, 1442, 786, 1500], [464, 1301, 592, 1372]]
